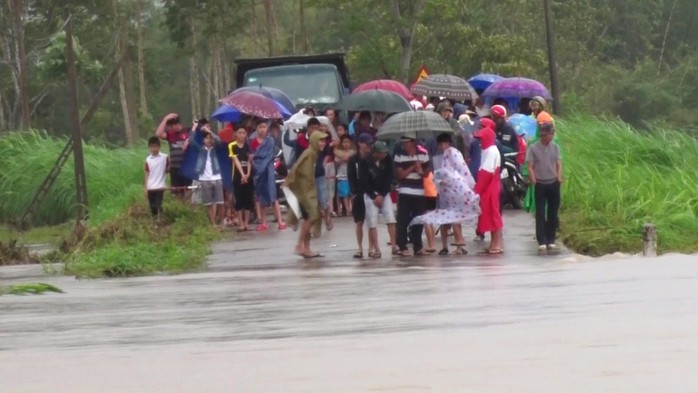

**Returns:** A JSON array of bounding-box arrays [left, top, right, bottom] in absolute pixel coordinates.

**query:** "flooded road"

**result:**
[[1, 211, 697, 392]]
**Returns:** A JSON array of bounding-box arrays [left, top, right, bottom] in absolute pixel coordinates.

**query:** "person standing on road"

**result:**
[[188, 122, 225, 226], [348, 134, 373, 259], [394, 133, 431, 257], [491, 105, 519, 155], [144, 137, 170, 219], [155, 113, 191, 198], [229, 128, 255, 232], [526, 123, 563, 251], [285, 130, 329, 259], [359, 141, 397, 259], [473, 119, 504, 254], [250, 119, 287, 231]]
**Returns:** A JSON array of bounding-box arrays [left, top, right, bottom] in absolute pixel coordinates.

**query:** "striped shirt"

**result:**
[[394, 150, 430, 196]]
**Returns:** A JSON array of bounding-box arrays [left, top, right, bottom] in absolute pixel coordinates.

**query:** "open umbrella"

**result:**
[[377, 110, 455, 140], [481, 77, 552, 105], [337, 90, 413, 114], [467, 73, 504, 92], [218, 91, 291, 120], [231, 86, 295, 113], [352, 79, 413, 100], [211, 100, 292, 123], [508, 113, 538, 140], [410, 74, 478, 100]]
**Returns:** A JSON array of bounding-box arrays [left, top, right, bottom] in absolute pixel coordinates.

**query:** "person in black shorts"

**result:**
[[229, 128, 255, 231], [347, 133, 373, 259]]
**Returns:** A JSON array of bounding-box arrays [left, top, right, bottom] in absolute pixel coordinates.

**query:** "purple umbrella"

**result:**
[[481, 77, 552, 105], [219, 91, 287, 119]]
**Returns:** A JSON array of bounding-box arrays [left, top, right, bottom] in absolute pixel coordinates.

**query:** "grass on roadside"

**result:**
[[58, 196, 221, 278], [557, 115, 698, 256]]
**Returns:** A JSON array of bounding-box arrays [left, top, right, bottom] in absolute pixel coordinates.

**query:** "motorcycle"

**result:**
[[501, 152, 527, 209]]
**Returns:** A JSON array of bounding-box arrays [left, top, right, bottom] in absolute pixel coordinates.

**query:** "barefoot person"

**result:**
[[285, 130, 329, 258], [473, 119, 504, 254], [526, 122, 563, 251]]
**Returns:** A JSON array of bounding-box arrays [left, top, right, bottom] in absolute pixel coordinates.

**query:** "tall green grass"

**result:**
[[0, 131, 220, 277], [557, 115, 698, 256], [0, 130, 144, 226]]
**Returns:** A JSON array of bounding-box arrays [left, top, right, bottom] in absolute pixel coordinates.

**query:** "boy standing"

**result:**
[[188, 121, 225, 226], [359, 141, 397, 259], [526, 122, 563, 251], [144, 137, 170, 218]]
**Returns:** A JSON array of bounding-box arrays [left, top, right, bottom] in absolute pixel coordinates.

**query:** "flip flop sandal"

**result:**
[[455, 248, 468, 255], [302, 253, 325, 259], [438, 248, 449, 256], [369, 251, 382, 259], [392, 248, 402, 256], [353, 252, 364, 259], [480, 249, 503, 255], [450, 243, 466, 247], [425, 249, 437, 254]]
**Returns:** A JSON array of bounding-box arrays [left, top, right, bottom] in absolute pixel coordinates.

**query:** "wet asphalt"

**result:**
[[1, 210, 697, 392]]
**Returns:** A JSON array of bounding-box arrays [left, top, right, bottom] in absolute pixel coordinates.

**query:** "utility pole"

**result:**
[[65, 16, 89, 221], [543, 0, 561, 114]]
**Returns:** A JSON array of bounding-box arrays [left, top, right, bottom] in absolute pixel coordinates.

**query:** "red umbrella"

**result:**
[[352, 79, 413, 100], [219, 91, 287, 119]]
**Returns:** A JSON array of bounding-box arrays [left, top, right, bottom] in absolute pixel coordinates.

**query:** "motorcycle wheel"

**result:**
[[504, 176, 524, 210]]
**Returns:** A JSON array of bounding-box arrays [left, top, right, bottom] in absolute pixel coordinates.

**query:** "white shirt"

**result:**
[[145, 153, 169, 190], [199, 147, 222, 181]]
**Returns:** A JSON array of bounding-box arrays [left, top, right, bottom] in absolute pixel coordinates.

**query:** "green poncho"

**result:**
[[285, 131, 327, 225]]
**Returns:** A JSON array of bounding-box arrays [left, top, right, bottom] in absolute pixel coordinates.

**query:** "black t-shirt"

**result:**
[[230, 142, 250, 177], [496, 122, 519, 152]]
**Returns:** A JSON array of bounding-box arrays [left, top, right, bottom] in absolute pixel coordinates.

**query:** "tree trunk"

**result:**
[[189, 15, 200, 119], [135, 0, 149, 118], [291, 0, 297, 54], [393, 0, 426, 83], [0, 91, 6, 130], [112, 0, 138, 145], [8, 0, 30, 129], [262, 0, 276, 56], [0, 33, 20, 129], [300, 0, 309, 53]]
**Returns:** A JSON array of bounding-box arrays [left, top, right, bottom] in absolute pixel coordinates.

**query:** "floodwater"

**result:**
[[1, 211, 697, 392]]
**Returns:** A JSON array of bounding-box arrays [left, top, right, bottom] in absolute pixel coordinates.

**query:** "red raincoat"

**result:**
[[474, 120, 503, 233]]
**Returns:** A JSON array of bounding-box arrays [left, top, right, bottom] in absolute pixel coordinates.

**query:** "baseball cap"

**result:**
[[372, 141, 389, 153], [491, 105, 507, 118]]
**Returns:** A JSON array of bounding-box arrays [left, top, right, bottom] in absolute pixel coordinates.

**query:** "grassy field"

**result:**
[[0, 131, 219, 276], [557, 115, 698, 256]]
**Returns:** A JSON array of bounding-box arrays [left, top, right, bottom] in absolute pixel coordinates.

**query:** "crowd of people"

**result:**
[[143, 94, 563, 259]]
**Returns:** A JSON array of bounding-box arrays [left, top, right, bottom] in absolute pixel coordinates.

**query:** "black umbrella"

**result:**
[[337, 90, 413, 114], [411, 74, 478, 100]]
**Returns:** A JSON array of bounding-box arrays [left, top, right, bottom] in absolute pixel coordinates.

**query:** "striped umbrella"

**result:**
[[410, 74, 478, 100]]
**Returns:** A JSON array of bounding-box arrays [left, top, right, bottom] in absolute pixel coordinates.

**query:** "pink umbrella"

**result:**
[[352, 79, 413, 100], [219, 91, 288, 119]]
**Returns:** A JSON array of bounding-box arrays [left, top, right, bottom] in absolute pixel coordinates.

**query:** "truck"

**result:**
[[234, 53, 351, 113]]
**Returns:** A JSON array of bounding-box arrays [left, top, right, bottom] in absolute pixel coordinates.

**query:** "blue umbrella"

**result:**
[[467, 73, 504, 92], [509, 113, 538, 140], [211, 100, 292, 123], [231, 86, 295, 113]]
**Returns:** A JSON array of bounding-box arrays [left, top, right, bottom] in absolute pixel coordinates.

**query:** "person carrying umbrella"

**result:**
[[394, 132, 431, 257]]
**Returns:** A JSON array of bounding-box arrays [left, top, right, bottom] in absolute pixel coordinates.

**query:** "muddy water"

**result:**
[[1, 212, 697, 392]]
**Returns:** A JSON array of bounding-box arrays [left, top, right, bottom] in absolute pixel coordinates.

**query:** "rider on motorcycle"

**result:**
[[491, 104, 519, 156]]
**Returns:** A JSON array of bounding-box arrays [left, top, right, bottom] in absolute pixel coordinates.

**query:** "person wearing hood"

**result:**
[[473, 118, 504, 254], [285, 130, 329, 258]]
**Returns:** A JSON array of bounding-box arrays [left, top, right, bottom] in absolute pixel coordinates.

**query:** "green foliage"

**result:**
[[61, 198, 220, 278], [0, 131, 145, 226], [558, 115, 698, 256], [0, 283, 63, 296]]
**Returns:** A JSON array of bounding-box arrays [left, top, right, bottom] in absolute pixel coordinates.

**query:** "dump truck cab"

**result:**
[[235, 53, 350, 113]]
